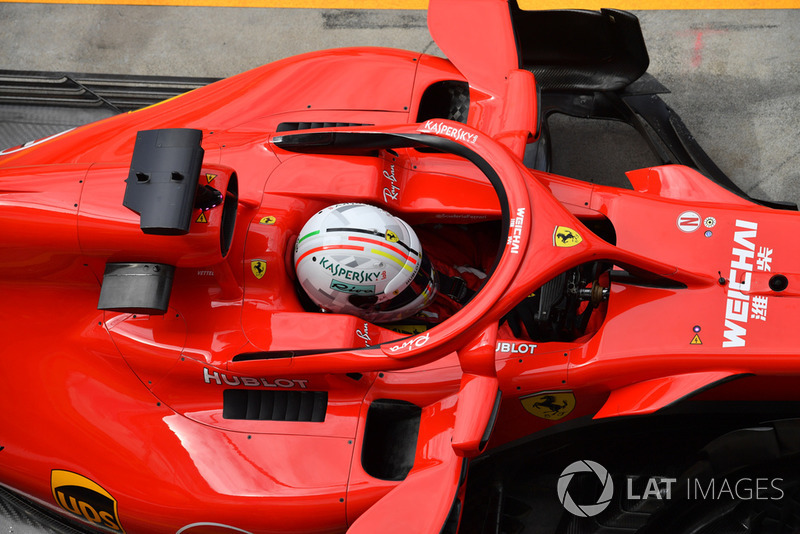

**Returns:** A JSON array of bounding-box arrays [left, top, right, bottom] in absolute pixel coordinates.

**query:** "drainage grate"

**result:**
[[0, 70, 218, 112], [223, 389, 328, 422]]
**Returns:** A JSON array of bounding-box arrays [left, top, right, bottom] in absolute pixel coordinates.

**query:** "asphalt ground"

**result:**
[[0, 4, 799, 200], [0, 3, 798, 533]]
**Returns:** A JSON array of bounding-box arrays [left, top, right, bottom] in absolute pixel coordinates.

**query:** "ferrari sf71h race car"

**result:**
[[2, 1, 799, 533]]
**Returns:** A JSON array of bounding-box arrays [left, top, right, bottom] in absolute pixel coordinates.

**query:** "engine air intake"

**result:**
[[361, 399, 421, 481]]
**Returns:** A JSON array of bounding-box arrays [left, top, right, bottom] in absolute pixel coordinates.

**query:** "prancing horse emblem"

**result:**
[[521, 391, 576, 420], [553, 226, 583, 248], [251, 260, 267, 279]]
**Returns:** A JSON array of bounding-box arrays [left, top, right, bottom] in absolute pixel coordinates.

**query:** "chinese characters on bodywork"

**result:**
[[723, 220, 772, 348]]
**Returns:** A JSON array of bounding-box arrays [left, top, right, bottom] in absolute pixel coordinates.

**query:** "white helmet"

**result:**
[[294, 203, 437, 322]]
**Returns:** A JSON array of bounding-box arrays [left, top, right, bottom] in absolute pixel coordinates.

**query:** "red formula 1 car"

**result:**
[[2, 1, 800, 533]]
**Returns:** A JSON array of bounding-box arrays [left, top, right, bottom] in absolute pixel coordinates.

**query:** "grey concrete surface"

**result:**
[[0, 4, 798, 533], [638, 10, 800, 202], [1, 4, 798, 203], [1, 4, 798, 202], [0, 5, 436, 77]]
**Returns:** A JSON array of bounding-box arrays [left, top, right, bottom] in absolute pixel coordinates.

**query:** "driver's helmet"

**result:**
[[294, 203, 437, 322]]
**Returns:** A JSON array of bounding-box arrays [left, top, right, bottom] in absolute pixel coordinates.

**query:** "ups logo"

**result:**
[[51, 470, 124, 532]]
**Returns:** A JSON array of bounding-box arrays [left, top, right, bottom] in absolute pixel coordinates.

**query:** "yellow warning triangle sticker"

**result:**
[[690, 334, 703, 345], [196, 212, 208, 223], [206, 173, 217, 183]]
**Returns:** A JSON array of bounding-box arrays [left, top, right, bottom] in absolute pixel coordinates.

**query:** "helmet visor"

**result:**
[[371, 254, 436, 313]]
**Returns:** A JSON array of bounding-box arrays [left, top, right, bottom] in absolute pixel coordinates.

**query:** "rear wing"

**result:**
[[510, 3, 649, 92], [428, 1, 648, 95], [495, 1, 793, 210]]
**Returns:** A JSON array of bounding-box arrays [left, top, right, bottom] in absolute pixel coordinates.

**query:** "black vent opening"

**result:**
[[361, 399, 422, 481], [223, 390, 328, 422], [219, 173, 238, 258], [416, 80, 469, 124], [276, 122, 373, 132]]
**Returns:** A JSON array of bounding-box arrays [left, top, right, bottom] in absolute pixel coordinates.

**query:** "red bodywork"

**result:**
[[0, 1, 796, 533]]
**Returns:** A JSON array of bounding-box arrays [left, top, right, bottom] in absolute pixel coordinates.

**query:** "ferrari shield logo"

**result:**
[[553, 226, 583, 248], [385, 230, 399, 243], [251, 260, 267, 279], [521, 391, 576, 420]]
